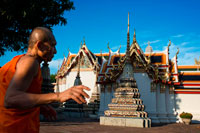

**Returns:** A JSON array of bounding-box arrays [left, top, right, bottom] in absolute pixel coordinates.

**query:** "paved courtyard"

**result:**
[[40, 118, 200, 133]]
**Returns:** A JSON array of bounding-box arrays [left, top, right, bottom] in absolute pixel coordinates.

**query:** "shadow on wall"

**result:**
[[174, 93, 181, 111]]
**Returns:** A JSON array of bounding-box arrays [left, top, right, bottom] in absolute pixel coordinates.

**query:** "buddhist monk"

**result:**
[[0, 27, 90, 133]]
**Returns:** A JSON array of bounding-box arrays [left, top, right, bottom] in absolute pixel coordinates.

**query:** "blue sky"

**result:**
[[1, 0, 200, 74]]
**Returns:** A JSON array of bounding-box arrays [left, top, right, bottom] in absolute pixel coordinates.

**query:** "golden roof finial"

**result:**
[[118, 44, 121, 53], [107, 42, 111, 51], [168, 40, 171, 49], [133, 28, 136, 43], [175, 48, 179, 57], [83, 37, 86, 45], [195, 56, 200, 65]]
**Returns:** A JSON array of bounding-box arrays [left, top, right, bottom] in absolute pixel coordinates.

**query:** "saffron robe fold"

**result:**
[[0, 55, 43, 133]]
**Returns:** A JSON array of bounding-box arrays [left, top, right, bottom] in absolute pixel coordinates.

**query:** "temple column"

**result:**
[[104, 84, 112, 110], [147, 86, 159, 123], [157, 84, 170, 123], [166, 86, 178, 123], [98, 85, 105, 116]]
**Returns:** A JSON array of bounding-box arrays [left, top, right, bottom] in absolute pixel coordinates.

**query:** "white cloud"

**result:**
[[48, 58, 63, 74], [150, 40, 161, 44], [160, 41, 200, 65], [111, 45, 126, 50], [180, 42, 189, 46], [141, 40, 161, 46], [171, 34, 184, 38], [178, 52, 200, 65]]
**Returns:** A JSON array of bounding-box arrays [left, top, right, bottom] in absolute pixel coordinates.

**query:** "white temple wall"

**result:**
[[165, 88, 177, 123], [64, 71, 96, 103], [175, 94, 200, 123], [98, 72, 200, 123], [134, 73, 156, 112], [134, 73, 159, 123], [156, 87, 169, 123], [59, 78, 66, 92], [59, 84, 64, 92]]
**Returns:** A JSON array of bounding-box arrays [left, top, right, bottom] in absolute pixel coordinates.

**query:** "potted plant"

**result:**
[[180, 112, 193, 125]]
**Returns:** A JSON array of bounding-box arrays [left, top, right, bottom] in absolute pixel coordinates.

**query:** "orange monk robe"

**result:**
[[0, 55, 43, 133]]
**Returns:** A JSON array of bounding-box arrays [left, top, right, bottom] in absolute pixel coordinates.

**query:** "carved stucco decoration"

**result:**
[[169, 85, 175, 94]]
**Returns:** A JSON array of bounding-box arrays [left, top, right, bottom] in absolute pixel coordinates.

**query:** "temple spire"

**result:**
[[126, 12, 131, 62], [128, 12, 130, 34], [77, 56, 80, 77], [127, 12, 130, 54], [74, 55, 82, 86]]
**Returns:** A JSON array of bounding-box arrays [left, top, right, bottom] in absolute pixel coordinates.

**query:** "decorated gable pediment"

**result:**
[[73, 54, 93, 69], [57, 42, 100, 78], [97, 28, 173, 87]]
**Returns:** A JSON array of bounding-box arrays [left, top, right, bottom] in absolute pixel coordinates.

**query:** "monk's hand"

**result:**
[[58, 85, 90, 104], [40, 105, 57, 121]]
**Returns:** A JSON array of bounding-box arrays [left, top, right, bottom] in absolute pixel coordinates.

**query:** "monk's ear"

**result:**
[[37, 41, 47, 51]]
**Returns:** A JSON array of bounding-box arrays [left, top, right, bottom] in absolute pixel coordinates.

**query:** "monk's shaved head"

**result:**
[[28, 27, 56, 48]]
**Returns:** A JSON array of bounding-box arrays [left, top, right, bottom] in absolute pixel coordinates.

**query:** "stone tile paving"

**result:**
[[40, 119, 200, 133]]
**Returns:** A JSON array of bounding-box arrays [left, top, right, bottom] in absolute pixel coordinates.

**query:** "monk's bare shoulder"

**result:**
[[16, 55, 39, 77]]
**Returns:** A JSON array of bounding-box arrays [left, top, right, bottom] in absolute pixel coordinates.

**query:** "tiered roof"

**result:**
[[56, 41, 100, 78], [56, 15, 200, 94]]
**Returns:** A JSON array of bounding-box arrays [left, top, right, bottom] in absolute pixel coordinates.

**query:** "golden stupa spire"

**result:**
[[126, 12, 130, 55]]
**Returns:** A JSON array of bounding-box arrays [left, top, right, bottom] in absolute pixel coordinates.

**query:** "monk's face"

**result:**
[[40, 40, 57, 62], [35, 29, 57, 62]]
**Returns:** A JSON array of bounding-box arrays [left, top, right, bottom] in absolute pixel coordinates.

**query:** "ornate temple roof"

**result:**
[[56, 14, 200, 94], [56, 41, 100, 78]]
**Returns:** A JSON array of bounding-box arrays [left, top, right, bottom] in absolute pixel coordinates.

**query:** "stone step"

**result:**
[[108, 104, 145, 111], [112, 98, 143, 104], [104, 110, 148, 118]]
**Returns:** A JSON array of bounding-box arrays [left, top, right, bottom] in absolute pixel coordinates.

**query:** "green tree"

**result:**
[[50, 74, 56, 83], [0, 0, 74, 56]]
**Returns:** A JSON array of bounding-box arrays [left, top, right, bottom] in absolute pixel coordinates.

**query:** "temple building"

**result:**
[[56, 14, 200, 124]]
